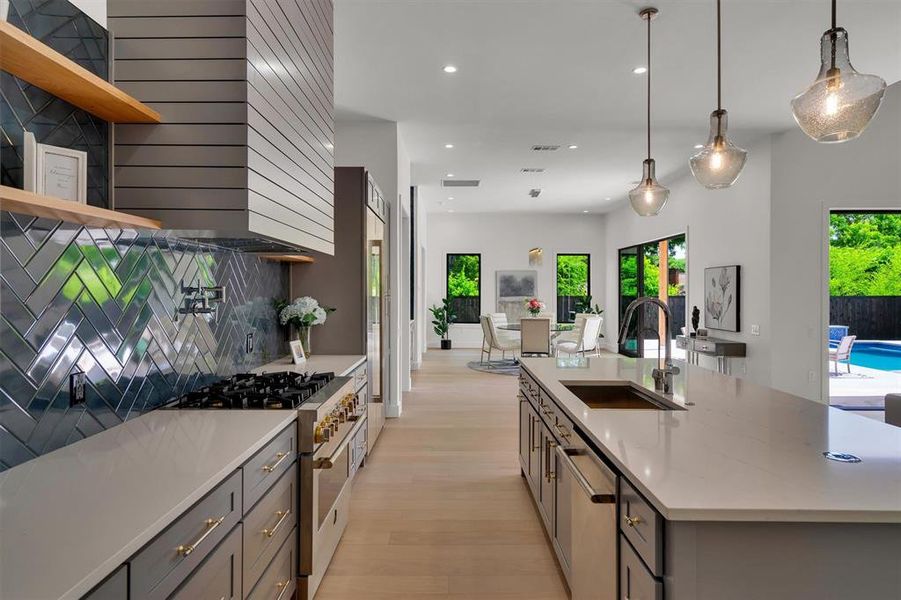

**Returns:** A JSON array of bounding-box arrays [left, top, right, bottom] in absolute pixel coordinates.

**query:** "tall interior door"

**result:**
[[618, 235, 686, 358]]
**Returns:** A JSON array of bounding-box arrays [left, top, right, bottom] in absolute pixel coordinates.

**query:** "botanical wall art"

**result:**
[[704, 265, 740, 332], [497, 270, 537, 321]]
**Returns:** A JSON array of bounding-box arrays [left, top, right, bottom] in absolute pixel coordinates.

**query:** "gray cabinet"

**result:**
[[243, 466, 296, 595], [109, 0, 335, 254], [620, 535, 662, 600], [619, 478, 663, 577], [130, 470, 243, 600], [82, 565, 127, 600], [246, 528, 297, 600], [171, 524, 243, 600], [538, 423, 556, 532], [243, 424, 297, 512]]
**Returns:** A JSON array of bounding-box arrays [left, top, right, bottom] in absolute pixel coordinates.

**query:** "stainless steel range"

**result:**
[[168, 369, 367, 599]]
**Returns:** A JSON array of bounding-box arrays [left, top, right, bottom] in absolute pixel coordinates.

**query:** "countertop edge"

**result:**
[[60, 411, 297, 600], [255, 354, 365, 377]]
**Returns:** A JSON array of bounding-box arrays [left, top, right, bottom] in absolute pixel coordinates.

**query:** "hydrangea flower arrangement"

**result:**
[[279, 296, 333, 328]]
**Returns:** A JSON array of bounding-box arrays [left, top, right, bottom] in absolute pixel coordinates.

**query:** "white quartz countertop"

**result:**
[[0, 410, 296, 600], [254, 354, 365, 377], [521, 357, 901, 523]]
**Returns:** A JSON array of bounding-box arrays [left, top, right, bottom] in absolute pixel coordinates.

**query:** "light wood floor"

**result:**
[[315, 349, 569, 600]]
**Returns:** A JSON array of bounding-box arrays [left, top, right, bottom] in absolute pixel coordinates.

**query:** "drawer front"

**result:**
[[352, 417, 367, 472], [350, 362, 367, 391], [243, 424, 297, 513], [620, 535, 662, 600], [171, 523, 243, 600], [131, 470, 242, 600], [619, 478, 663, 576], [243, 465, 297, 594], [82, 565, 127, 600], [246, 527, 297, 600]]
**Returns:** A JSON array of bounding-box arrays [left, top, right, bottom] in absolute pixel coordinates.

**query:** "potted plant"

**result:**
[[278, 296, 335, 356], [574, 294, 604, 316], [526, 297, 545, 317], [430, 297, 455, 349]]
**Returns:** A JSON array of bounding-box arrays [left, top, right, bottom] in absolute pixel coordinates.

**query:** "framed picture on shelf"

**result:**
[[289, 340, 306, 364], [704, 265, 741, 332], [24, 132, 87, 204]]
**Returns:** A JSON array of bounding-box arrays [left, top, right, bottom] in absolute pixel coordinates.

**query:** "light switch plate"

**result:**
[[750, 324, 760, 336], [245, 332, 254, 354]]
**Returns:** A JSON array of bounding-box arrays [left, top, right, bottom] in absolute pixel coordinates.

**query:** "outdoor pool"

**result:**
[[850, 342, 901, 371]]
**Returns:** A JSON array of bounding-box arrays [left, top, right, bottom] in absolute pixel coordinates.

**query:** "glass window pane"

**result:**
[[556, 254, 590, 322], [447, 254, 480, 323]]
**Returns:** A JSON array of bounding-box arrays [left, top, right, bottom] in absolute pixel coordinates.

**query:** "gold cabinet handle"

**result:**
[[176, 516, 225, 556], [262, 451, 289, 473], [262, 509, 291, 538], [275, 580, 291, 600], [625, 515, 642, 527]]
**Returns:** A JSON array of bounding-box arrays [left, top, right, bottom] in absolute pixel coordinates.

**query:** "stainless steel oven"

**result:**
[[297, 379, 366, 599]]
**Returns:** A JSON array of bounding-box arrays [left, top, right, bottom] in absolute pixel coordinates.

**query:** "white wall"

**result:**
[[603, 140, 773, 386], [334, 119, 413, 416], [770, 82, 901, 400], [426, 212, 606, 348], [69, 0, 105, 26]]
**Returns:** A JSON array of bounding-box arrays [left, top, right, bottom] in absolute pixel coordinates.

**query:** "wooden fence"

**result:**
[[830, 296, 901, 340]]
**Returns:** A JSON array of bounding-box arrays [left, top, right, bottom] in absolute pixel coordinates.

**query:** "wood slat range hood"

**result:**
[[108, 0, 335, 255]]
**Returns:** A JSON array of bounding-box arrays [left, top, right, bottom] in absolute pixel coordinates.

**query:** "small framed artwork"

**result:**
[[704, 265, 741, 332], [289, 340, 306, 364], [24, 132, 87, 204]]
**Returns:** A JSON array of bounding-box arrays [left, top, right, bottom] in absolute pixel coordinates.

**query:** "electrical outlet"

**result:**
[[750, 324, 760, 336], [808, 370, 816, 384], [70, 371, 86, 406], [246, 332, 254, 354]]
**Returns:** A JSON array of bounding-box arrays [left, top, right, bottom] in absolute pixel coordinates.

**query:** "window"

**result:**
[[556, 254, 590, 322], [446, 253, 481, 323]]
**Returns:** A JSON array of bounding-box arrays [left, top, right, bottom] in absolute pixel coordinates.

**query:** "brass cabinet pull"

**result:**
[[262, 509, 291, 538], [624, 515, 642, 527], [530, 416, 540, 451], [176, 515, 225, 556], [547, 440, 557, 480], [262, 451, 289, 473], [275, 580, 291, 600]]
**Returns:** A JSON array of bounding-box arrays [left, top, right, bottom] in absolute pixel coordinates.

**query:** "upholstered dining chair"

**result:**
[[555, 315, 603, 357], [480, 314, 519, 364], [520, 318, 551, 356]]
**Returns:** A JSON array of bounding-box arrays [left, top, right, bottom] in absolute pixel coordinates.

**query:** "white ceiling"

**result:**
[[334, 0, 901, 214]]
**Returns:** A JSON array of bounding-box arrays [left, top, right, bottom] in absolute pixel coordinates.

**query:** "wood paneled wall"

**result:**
[[109, 0, 335, 254]]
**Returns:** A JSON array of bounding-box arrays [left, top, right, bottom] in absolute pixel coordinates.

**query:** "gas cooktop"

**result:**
[[168, 371, 337, 410]]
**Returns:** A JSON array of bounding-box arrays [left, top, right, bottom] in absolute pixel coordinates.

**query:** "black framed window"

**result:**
[[556, 254, 590, 323], [446, 253, 481, 324]]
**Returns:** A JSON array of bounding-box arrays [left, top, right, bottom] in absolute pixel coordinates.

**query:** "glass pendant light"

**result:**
[[628, 7, 669, 217], [790, 0, 886, 143], [690, 0, 747, 189]]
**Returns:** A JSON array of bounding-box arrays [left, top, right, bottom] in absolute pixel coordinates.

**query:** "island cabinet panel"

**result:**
[[620, 536, 662, 600], [81, 565, 127, 600], [619, 477, 664, 577], [170, 524, 243, 600], [109, 0, 335, 254]]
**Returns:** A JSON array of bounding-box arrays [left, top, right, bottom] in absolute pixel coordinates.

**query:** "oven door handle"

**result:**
[[314, 417, 365, 469]]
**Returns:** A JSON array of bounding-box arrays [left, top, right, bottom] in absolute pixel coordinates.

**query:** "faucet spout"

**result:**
[[616, 296, 680, 394]]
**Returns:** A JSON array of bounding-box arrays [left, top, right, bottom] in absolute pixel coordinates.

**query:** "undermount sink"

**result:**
[[562, 383, 684, 411]]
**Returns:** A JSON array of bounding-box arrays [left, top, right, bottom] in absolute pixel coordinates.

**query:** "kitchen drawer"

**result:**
[[619, 477, 663, 576], [243, 465, 297, 595], [620, 535, 662, 600], [131, 469, 242, 600], [171, 523, 242, 600], [81, 565, 126, 600], [351, 417, 367, 473], [246, 527, 297, 600], [350, 362, 367, 391], [243, 424, 297, 513]]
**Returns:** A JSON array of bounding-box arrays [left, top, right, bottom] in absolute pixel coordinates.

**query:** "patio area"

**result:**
[[829, 340, 901, 414]]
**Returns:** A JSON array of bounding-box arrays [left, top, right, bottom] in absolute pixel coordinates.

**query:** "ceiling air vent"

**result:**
[[531, 145, 560, 152], [529, 188, 542, 198], [520, 168, 545, 173], [442, 179, 480, 187]]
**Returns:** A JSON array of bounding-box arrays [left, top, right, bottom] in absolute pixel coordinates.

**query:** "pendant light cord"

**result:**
[[716, 0, 722, 112], [831, 0, 837, 29], [830, 0, 838, 69], [646, 11, 651, 161]]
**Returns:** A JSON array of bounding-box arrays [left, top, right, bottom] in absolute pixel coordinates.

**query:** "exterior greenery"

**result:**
[[830, 213, 901, 296], [447, 254, 480, 297], [620, 236, 686, 297], [556, 254, 590, 296]]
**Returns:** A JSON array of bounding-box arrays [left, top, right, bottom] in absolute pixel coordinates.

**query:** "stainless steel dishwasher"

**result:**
[[555, 440, 618, 600]]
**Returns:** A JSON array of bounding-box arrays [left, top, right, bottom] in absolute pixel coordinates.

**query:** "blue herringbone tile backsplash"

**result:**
[[0, 214, 288, 470]]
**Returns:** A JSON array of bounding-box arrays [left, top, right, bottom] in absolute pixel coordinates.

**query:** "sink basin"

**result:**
[[562, 383, 683, 410]]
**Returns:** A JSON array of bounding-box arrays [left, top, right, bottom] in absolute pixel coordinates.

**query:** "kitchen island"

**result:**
[[519, 356, 901, 600]]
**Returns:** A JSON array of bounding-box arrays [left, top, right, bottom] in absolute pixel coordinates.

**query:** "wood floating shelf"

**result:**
[[0, 21, 161, 123], [260, 254, 316, 264], [0, 186, 162, 230]]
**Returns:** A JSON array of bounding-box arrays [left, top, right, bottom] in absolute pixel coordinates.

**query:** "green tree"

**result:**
[[448, 254, 479, 297], [557, 255, 589, 296], [830, 213, 901, 296]]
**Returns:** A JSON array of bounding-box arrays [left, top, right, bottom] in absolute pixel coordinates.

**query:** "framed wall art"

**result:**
[[704, 265, 740, 332]]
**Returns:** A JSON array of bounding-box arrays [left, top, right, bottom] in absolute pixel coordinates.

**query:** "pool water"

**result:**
[[849, 342, 901, 371]]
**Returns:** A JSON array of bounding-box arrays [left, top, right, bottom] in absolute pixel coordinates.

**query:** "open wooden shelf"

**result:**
[[260, 254, 316, 264], [0, 185, 162, 230], [0, 21, 161, 123]]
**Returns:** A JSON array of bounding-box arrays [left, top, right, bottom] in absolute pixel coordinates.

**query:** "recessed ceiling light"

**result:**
[[445, 143, 454, 149], [446, 173, 454, 177], [694, 144, 704, 149], [448, 209, 455, 213], [605, 197, 612, 201], [568, 144, 579, 150], [448, 196, 455, 200], [633, 66, 648, 74], [443, 65, 457, 73], [582, 210, 589, 213]]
